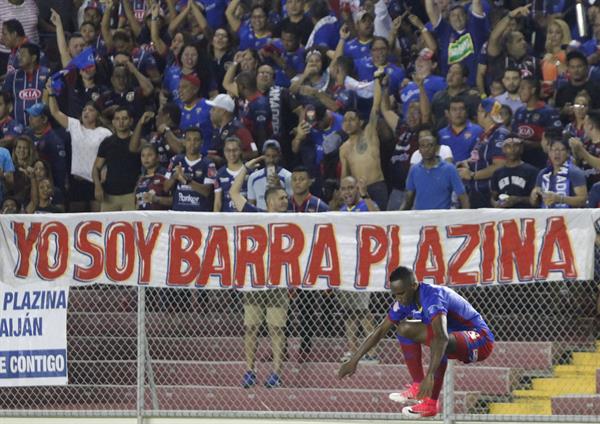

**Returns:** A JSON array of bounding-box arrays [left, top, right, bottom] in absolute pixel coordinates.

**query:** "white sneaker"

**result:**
[[389, 382, 420, 403], [340, 351, 352, 362]]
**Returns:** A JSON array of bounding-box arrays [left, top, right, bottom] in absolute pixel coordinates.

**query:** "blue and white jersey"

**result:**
[[355, 59, 405, 97], [3, 66, 50, 125], [166, 154, 217, 211], [238, 21, 272, 51], [163, 65, 183, 101], [247, 166, 292, 210], [438, 121, 484, 162], [214, 166, 247, 212], [343, 38, 372, 63]]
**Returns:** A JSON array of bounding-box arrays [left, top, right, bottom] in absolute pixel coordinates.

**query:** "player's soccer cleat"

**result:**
[[340, 351, 352, 362], [264, 372, 282, 388], [360, 355, 381, 364], [242, 370, 256, 388], [401, 397, 439, 418], [389, 382, 420, 403]]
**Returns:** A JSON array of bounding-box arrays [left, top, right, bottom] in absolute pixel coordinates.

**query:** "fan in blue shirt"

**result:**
[[400, 49, 447, 118]]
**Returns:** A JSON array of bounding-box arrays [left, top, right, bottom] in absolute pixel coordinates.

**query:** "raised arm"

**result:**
[[364, 73, 383, 142], [150, 3, 168, 57], [471, 0, 484, 17], [122, 0, 143, 38], [168, 0, 192, 36], [409, 14, 437, 54], [101, 0, 116, 52], [414, 73, 431, 124], [222, 53, 242, 97], [488, 4, 531, 57], [424, 0, 441, 28], [125, 60, 154, 97], [50, 9, 71, 68], [380, 77, 399, 131], [130, 111, 155, 153], [190, 1, 210, 37], [45, 80, 69, 129], [331, 24, 350, 63], [225, 0, 243, 34], [231, 155, 264, 211]]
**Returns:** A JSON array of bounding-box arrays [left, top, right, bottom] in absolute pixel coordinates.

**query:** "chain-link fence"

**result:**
[[0, 255, 599, 421]]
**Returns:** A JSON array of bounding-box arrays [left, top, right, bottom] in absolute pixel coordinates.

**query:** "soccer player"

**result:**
[[338, 266, 494, 418]]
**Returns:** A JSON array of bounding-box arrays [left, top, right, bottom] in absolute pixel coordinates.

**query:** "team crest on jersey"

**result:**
[[126, 91, 135, 102], [91, 92, 100, 102], [19, 89, 41, 101], [532, 113, 540, 122], [195, 170, 203, 177], [207, 164, 217, 178], [464, 132, 471, 139]]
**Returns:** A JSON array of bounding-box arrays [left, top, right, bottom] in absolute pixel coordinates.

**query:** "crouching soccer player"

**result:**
[[337, 266, 494, 418]]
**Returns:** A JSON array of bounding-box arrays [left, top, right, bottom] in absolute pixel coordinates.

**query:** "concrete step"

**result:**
[[552, 394, 600, 415], [572, 352, 600, 366], [489, 400, 551, 415], [531, 377, 596, 393]]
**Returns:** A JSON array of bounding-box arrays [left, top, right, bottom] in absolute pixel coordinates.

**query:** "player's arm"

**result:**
[[418, 313, 450, 399], [338, 316, 395, 379], [121, 0, 142, 38]]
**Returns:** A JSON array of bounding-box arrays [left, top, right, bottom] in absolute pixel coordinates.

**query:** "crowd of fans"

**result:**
[[0, 0, 598, 214]]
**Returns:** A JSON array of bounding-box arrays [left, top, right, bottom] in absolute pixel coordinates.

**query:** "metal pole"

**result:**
[[443, 359, 455, 424], [137, 287, 146, 424]]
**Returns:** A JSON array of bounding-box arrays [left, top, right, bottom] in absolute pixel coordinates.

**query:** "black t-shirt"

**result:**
[[97, 135, 142, 195], [275, 16, 314, 46], [490, 163, 538, 208], [555, 80, 600, 110]]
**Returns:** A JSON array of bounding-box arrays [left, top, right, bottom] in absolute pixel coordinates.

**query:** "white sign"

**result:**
[[0, 209, 595, 290], [0, 285, 69, 386]]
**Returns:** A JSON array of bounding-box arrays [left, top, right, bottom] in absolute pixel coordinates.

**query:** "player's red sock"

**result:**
[[431, 357, 448, 401], [400, 339, 424, 383]]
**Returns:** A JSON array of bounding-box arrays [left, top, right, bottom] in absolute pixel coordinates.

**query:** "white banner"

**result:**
[[0, 284, 69, 386], [0, 209, 595, 290]]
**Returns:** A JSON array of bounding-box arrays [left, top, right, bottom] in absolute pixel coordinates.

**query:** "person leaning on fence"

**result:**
[[338, 266, 495, 419], [230, 155, 290, 389]]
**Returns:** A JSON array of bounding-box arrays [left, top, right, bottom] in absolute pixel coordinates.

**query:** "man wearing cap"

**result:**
[[424, 0, 488, 86], [207, 93, 256, 165], [2, 43, 49, 126], [399, 48, 447, 119], [176, 73, 213, 153], [457, 98, 508, 208], [333, 9, 374, 63], [25, 103, 67, 193], [490, 135, 538, 209], [247, 139, 292, 210]]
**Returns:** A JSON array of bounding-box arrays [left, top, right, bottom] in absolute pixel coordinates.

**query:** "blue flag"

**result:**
[[50, 48, 96, 95]]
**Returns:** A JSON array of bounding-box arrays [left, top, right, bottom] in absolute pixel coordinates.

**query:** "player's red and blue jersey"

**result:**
[[388, 283, 494, 341], [166, 154, 217, 211], [343, 38, 372, 63], [3, 66, 50, 125], [400, 75, 447, 118], [215, 166, 247, 212], [288, 194, 329, 212], [467, 124, 508, 192], [177, 98, 213, 154], [439, 121, 484, 162], [238, 21, 271, 51]]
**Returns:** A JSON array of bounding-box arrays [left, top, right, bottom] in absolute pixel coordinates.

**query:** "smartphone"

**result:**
[[305, 104, 316, 125], [267, 165, 276, 177]]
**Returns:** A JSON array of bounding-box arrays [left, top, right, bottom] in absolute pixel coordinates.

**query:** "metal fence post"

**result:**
[[443, 359, 455, 424], [137, 286, 146, 424]]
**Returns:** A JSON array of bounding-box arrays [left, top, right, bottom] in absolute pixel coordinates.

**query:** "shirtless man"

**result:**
[[339, 74, 387, 210]]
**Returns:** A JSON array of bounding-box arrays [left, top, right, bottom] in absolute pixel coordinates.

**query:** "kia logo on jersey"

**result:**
[[18, 89, 42, 101], [517, 126, 534, 138]]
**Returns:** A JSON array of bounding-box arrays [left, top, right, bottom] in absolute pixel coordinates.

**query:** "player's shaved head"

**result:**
[[389, 266, 416, 286]]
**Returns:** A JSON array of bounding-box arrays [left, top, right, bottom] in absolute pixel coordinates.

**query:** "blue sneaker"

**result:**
[[242, 370, 256, 388], [264, 372, 282, 388]]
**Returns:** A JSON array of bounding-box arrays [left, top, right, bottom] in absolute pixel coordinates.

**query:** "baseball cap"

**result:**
[[25, 103, 47, 117], [354, 9, 374, 24], [262, 139, 281, 153], [481, 98, 503, 123], [181, 73, 202, 88], [503, 136, 523, 144], [206, 94, 235, 113]]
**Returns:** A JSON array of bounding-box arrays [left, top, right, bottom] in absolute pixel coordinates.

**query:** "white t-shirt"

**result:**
[[410, 145, 454, 165], [247, 167, 292, 210], [67, 117, 112, 182]]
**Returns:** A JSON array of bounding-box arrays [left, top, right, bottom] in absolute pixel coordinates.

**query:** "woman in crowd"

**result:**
[[134, 143, 172, 210], [9, 136, 37, 207]]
